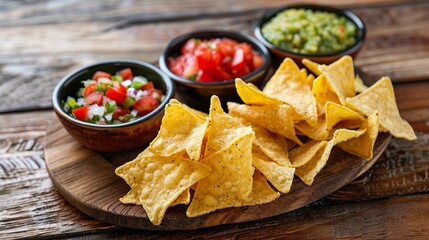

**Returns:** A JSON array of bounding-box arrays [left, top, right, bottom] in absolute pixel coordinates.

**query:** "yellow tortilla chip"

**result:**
[[338, 112, 379, 160], [295, 128, 366, 185], [150, 100, 208, 160], [263, 58, 318, 126], [115, 155, 211, 225], [235, 78, 283, 105], [346, 76, 416, 140], [289, 140, 328, 168], [204, 96, 253, 157], [121, 187, 191, 207], [319, 55, 355, 105], [250, 124, 290, 166], [302, 58, 323, 76], [354, 75, 368, 93], [242, 171, 281, 205], [252, 151, 295, 194], [295, 116, 330, 141], [187, 132, 255, 217], [228, 102, 303, 145], [312, 74, 341, 106], [306, 74, 315, 89], [325, 101, 365, 130]]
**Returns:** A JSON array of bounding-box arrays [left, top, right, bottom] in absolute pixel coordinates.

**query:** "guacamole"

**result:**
[[262, 8, 357, 54]]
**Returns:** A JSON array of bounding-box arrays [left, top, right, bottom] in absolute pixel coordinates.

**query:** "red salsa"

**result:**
[[168, 38, 264, 82], [63, 68, 165, 124]]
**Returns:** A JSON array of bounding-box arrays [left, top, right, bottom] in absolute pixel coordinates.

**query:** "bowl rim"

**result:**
[[254, 4, 366, 57], [52, 59, 175, 129], [159, 29, 271, 87]]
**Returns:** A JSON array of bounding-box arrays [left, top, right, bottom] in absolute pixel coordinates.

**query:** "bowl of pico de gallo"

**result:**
[[52, 59, 175, 152], [159, 29, 271, 111]]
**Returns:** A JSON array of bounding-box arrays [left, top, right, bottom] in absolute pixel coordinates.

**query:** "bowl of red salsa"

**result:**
[[159, 30, 271, 111], [52, 59, 175, 152]]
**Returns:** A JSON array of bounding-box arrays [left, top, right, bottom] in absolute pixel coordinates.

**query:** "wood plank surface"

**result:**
[[1, 0, 429, 239]]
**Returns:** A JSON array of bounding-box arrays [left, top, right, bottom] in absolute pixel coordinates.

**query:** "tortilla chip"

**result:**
[[346, 76, 416, 140], [312, 74, 341, 106], [325, 101, 365, 130], [252, 151, 295, 193], [354, 75, 368, 93], [263, 58, 318, 126], [289, 140, 328, 168], [295, 116, 330, 141], [204, 96, 253, 157], [187, 132, 255, 217], [228, 102, 303, 145], [115, 155, 211, 225], [150, 100, 208, 160], [319, 55, 355, 105], [338, 112, 380, 160], [295, 128, 366, 185], [121, 187, 191, 207], [235, 78, 283, 105], [302, 58, 323, 76], [251, 124, 290, 166]]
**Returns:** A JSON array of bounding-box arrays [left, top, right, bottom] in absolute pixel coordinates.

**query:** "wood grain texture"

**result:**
[[1, 1, 429, 113], [43, 117, 390, 230]]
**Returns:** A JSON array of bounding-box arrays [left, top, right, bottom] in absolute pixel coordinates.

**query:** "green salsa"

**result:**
[[262, 8, 357, 54]]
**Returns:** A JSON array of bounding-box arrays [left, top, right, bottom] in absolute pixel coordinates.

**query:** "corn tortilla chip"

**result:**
[[354, 75, 368, 93], [319, 55, 355, 105], [263, 58, 318, 126], [302, 58, 323, 76], [295, 128, 366, 185], [252, 124, 291, 166], [346, 76, 416, 140], [187, 132, 255, 217], [312, 74, 341, 106], [325, 101, 365, 130], [252, 151, 295, 194], [115, 155, 211, 225], [295, 116, 330, 141], [338, 112, 380, 160], [235, 78, 283, 106], [228, 102, 303, 145], [289, 140, 328, 168]]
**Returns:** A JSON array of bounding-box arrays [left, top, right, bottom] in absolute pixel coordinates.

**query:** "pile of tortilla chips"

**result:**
[[115, 56, 416, 226]]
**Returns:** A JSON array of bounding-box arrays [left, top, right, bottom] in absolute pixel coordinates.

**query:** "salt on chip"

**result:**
[[319, 55, 355, 105], [187, 132, 255, 217], [325, 101, 365, 130], [289, 140, 328, 168], [295, 128, 366, 186], [150, 100, 208, 160], [115, 155, 211, 225], [228, 102, 303, 145], [235, 78, 283, 105], [252, 151, 295, 194], [338, 112, 379, 160], [263, 58, 318, 126], [346, 76, 416, 140], [204, 96, 253, 157]]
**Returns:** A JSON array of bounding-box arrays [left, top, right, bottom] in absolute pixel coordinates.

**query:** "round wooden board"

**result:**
[[44, 118, 391, 230]]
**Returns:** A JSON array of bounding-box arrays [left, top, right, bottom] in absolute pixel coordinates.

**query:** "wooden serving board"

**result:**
[[44, 118, 391, 230]]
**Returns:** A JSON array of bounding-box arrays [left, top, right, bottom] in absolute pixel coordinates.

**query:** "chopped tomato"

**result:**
[[112, 107, 130, 120], [82, 83, 96, 97], [113, 81, 127, 94], [118, 68, 133, 80], [141, 81, 154, 91], [72, 106, 89, 121], [134, 96, 159, 115], [85, 91, 104, 106], [106, 87, 127, 104], [92, 71, 111, 81], [168, 37, 264, 83]]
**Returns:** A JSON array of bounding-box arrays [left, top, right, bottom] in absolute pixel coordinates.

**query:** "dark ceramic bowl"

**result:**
[[159, 30, 271, 111], [52, 59, 175, 152], [254, 4, 366, 65]]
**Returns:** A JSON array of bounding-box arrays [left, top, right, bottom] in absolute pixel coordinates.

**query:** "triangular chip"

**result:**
[[295, 128, 366, 185], [295, 116, 330, 141], [302, 58, 323, 76], [289, 140, 328, 168], [187, 132, 255, 217], [228, 102, 303, 145], [204, 96, 253, 157], [312, 74, 341, 106], [263, 58, 318, 126], [252, 124, 291, 166], [121, 187, 191, 207], [235, 78, 283, 105], [346, 76, 416, 140], [115, 155, 211, 225], [319, 55, 355, 105], [252, 151, 295, 193], [150, 99, 208, 160], [325, 101, 365, 130], [354, 75, 368, 93], [338, 112, 380, 160]]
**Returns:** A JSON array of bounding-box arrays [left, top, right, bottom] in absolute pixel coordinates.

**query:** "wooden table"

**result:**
[[1, 0, 429, 239]]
